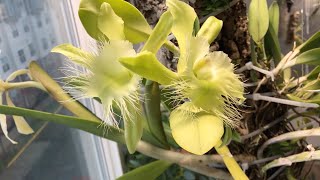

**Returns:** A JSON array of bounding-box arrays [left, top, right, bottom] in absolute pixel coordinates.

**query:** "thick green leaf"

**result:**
[[264, 25, 281, 63], [119, 51, 178, 85], [98, 2, 125, 40], [287, 93, 320, 104], [269, 1, 279, 36], [117, 160, 172, 180], [249, 0, 269, 44], [196, 16, 223, 44], [295, 48, 320, 65], [142, 11, 173, 53], [145, 81, 169, 149], [51, 44, 94, 68], [307, 66, 320, 80], [79, 0, 152, 43], [0, 105, 125, 143], [29, 62, 101, 122], [299, 31, 320, 53]]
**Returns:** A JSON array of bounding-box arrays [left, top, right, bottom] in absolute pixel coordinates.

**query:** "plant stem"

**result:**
[[136, 140, 233, 179], [262, 150, 320, 172], [4, 81, 47, 92], [246, 93, 319, 108], [257, 128, 320, 159], [215, 140, 249, 180]]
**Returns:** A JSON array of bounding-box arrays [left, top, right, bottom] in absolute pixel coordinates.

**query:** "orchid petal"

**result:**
[[98, 2, 125, 40], [51, 44, 94, 68], [79, 0, 152, 43], [142, 11, 173, 53], [167, 0, 197, 72], [196, 16, 223, 44], [123, 101, 143, 154], [170, 102, 224, 155], [0, 114, 18, 144], [6, 93, 34, 135], [119, 51, 178, 85]]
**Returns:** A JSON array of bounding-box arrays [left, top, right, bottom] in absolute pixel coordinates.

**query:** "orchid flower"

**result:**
[[51, 2, 144, 153], [119, 0, 244, 155]]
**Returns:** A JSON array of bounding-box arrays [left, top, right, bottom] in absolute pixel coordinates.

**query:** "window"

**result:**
[[28, 43, 36, 56], [45, 16, 50, 24], [37, 20, 42, 27], [0, 1, 122, 179], [24, 25, 30, 32], [18, 49, 26, 63], [0, 57, 10, 73], [12, 29, 19, 37], [42, 38, 48, 50]]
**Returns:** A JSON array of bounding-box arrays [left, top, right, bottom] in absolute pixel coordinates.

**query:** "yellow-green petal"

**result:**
[[51, 44, 94, 68], [170, 102, 224, 155], [79, 0, 152, 42], [6, 93, 34, 135], [0, 114, 17, 144], [98, 2, 125, 40], [123, 102, 144, 154], [142, 11, 173, 53], [119, 51, 178, 85], [167, 0, 197, 72], [196, 16, 223, 44]]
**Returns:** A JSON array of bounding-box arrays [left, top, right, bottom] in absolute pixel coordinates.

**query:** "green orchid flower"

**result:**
[[119, 0, 244, 155], [52, 3, 145, 153]]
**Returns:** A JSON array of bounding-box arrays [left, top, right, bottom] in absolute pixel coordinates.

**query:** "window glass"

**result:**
[[0, 0, 111, 179]]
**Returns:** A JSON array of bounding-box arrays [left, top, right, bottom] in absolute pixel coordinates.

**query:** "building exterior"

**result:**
[[0, 0, 68, 79]]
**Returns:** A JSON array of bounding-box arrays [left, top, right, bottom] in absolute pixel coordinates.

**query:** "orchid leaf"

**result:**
[[249, 0, 269, 44], [269, 1, 279, 36], [79, 0, 151, 43], [142, 11, 173, 53], [299, 31, 320, 53], [167, 0, 197, 72], [51, 44, 93, 68], [170, 102, 224, 155], [287, 93, 320, 104], [264, 25, 281, 64], [197, 16, 223, 44], [0, 105, 125, 144], [98, 2, 125, 40], [295, 48, 320, 65], [117, 160, 172, 180], [119, 51, 178, 85], [262, 150, 320, 172], [306, 66, 320, 80]]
